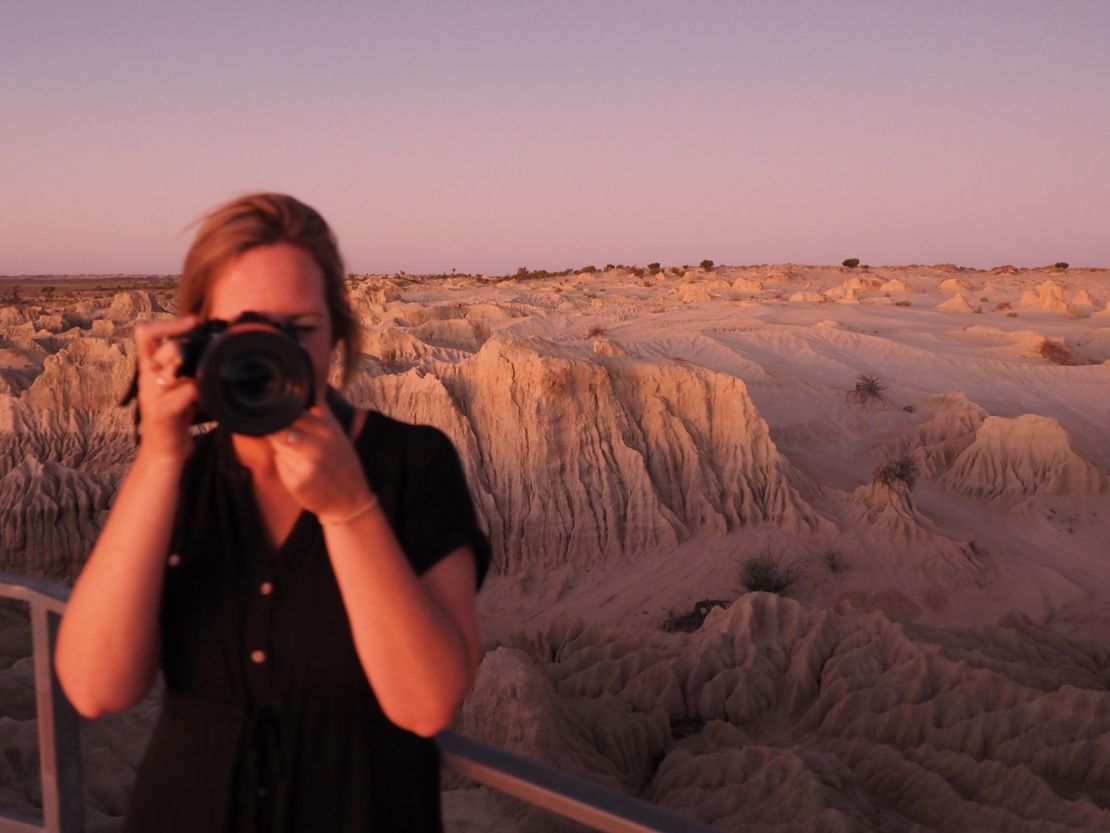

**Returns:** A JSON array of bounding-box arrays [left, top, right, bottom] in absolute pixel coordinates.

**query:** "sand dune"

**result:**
[[1, 264, 1108, 831]]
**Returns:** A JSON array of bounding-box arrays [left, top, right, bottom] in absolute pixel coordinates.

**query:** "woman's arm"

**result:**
[[55, 316, 199, 718], [268, 407, 481, 737], [55, 453, 185, 717], [326, 527, 480, 737]]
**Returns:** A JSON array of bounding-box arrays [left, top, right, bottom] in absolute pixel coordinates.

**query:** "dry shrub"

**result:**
[[1037, 339, 1085, 366], [874, 456, 918, 489], [995, 301, 1012, 311], [741, 553, 802, 594], [849, 374, 887, 404], [586, 324, 606, 338]]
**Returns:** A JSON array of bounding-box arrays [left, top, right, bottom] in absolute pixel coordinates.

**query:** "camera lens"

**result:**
[[196, 329, 314, 436], [220, 354, 282, 406]]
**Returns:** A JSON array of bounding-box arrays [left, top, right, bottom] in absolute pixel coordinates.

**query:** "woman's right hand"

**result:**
[[134, 315, 201, 463]]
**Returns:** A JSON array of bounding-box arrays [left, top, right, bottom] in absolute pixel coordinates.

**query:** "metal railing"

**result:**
[[0, 573, 718, 833], [0, 574, 83, 833]]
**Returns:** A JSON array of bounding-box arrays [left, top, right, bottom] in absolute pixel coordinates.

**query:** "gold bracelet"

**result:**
[[318, 493, 380, 527]]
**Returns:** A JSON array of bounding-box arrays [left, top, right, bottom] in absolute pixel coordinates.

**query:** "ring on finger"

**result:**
[[155, 374, 167, 387]]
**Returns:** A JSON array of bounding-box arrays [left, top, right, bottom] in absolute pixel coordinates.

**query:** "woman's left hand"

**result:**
[[267, 404, 374, 520]]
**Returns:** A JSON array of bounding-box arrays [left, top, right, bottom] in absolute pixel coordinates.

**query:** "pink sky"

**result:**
[[2, 1, 1108, 275]]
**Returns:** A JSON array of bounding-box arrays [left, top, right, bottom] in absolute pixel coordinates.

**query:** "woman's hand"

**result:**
[[266, 403, 375, 520], [134, 316, 200, 463]]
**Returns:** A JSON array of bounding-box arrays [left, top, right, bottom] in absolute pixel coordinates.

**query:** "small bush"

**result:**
[[1006, 311, 1019, 318], [842, 258, 860, 268], [586, 324, 606, 338], [850, 374, 887, 403], [894, 300, 912, 307], [629, 266, 645, 277], [648, 262, 661, 275], [579, 265, 597, 274], [995, 301, 1012, 311], [1037, 338, 1083, 366], [1054, 262, 1069, 270], [741, 553, 802, 594], [874, 456, 917, 489], [699, 259, 714, 271], [515, 266, 529, 278]]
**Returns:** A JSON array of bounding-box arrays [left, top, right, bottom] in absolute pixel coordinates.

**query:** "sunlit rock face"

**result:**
[[941, 414, 1105, 500], [1, 266, 1109, 832], [349, 336, 834, 572]]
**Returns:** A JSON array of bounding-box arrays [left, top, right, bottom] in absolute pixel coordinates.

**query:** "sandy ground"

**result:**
[[1, 263, 1108, 831]]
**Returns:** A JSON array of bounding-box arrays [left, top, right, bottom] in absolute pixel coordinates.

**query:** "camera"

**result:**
[[173, 311, 316, 436]]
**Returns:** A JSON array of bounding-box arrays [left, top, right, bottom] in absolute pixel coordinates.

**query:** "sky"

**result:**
[[2, 1, 1108, 275]]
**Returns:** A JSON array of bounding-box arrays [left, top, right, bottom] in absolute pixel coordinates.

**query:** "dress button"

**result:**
[[260, 581, 273, 596], [167, 554, 181, 567], [250, 650, 267, 664]]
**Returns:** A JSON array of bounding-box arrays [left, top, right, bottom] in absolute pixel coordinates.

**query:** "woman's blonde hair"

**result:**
[[179, 192, 361, 386]]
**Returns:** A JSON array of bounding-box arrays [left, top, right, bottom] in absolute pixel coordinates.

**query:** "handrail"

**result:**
[[437, 731, 719, 832], [0, 573, 720, 833], [0, 573, 83, 833]]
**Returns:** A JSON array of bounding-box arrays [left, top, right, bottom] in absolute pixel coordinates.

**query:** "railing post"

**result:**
[[29, 601, 84, 833]]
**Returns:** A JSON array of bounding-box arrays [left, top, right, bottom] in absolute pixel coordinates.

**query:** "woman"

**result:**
[[55, 193, 491, 832]]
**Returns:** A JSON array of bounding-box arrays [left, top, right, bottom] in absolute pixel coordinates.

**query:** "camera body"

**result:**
[[174, 311, 316, 436]]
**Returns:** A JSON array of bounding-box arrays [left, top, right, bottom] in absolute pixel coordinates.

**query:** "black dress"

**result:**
[[121, 400, 492, 833]]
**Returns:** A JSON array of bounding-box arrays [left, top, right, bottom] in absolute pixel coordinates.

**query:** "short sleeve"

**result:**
[[400, 427, 492, 591]]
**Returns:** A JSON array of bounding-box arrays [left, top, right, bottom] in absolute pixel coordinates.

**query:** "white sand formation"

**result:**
[[671, 283, 713, 303], [731, 277, 763, 293], [941, 414, 1105, 500], [841, 275, 884, 292], [351, 337, 834, 571], [787, 291, 824, 304], [456, 593, 1110, 832], [848, 475, 991, 588], [105, 290, 164, 322], [888, 390, 988, 478], [1018, 280, 1082, 317], [822, 284, 859, 303], [938, 277, 972, 294], [936, 292, 975, 313], [458, 647, 669, 796], [0, 455, 117, 577], [19, 338, 133, 412]]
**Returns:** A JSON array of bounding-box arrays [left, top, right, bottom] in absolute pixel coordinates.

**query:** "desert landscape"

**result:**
[[1, 262, 1108, 832]]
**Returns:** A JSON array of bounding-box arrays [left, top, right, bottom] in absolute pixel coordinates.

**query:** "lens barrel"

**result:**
[[195, 329, 314, 436]]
